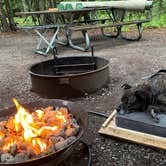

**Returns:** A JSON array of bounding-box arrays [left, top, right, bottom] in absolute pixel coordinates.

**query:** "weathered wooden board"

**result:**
[[69, 20, 149, 31], [98, 110, 166, 150], [61, 0, 153, 10]]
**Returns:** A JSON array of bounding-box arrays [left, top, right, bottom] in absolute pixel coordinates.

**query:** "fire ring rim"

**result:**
[[0, 99, 87, 165]]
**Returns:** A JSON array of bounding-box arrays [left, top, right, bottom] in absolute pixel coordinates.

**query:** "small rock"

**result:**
[[65, 128, 78, 137], [66, 136, 76, 144], [50, 136, 59, 144], [27, 148, 36, 158], [20, 143, 27, 151], [14, 152, 29, 163], [70, 118, 79, 128], [10, 144, 17, 156], [1, 153, 15, 163], [55, 140, 68, 151], [57, 136, 65, 142], [59, 129, 65, 137], [45, 144, 55, 154]]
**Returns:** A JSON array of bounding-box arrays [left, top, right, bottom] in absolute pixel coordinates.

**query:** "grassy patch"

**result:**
[[14, 16, 38, 26]]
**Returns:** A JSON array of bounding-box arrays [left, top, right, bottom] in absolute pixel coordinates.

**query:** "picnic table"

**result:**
[[16, 8, 94, 55], [15, 4, 152, 55]]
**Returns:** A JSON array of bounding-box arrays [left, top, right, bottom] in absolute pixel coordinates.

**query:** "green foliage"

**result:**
[[1, 0, 166, 32], [148, 0, 166, 28], [14, 17, 38, 26], [11, 0, 23, 12]]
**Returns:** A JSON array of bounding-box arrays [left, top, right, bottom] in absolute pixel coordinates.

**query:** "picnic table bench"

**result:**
[[68, 19, 150, 51], [64, 5, 152, 51]]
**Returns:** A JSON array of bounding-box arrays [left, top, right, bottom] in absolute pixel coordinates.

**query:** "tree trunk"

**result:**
[[0, 2, 10, 32], [39, 0, 46, 25], [49, 0, 57, 23], [4, 0, 16, 31]]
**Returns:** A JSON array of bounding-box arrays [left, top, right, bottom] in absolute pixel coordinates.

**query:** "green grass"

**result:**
[[14, 16, 39, 26]]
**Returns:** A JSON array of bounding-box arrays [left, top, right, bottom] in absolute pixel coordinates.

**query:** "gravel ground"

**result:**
[[0, 28, 166, 166]]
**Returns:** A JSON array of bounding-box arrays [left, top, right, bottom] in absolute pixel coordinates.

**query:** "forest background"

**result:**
[[0, 0, 166, 32]]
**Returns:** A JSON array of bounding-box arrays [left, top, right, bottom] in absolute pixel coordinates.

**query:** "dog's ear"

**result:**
[[135, 90, 147, 100], [121, 84, 132, 90]]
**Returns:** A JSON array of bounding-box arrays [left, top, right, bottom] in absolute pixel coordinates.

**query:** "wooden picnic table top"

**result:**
[[15, 7, 114, 16]]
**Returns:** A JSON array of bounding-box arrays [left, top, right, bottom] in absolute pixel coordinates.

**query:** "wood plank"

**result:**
[[98, 111, 166, 150], [17, 24, 67, 30], [69, 19, 150, 31], [102, 110, 117, 128], [72, 18, 113, 24], [60, 1, 153, 10], [15, 8, 95, 16]]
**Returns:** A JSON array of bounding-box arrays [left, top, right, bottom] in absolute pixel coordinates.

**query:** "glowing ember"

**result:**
[[0, 99, 79, 163]]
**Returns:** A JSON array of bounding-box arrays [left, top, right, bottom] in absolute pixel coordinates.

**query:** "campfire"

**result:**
[[0, 99, 79, 163]]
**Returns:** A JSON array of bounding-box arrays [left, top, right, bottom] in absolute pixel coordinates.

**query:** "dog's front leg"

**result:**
[[147, 105, 161, 123]]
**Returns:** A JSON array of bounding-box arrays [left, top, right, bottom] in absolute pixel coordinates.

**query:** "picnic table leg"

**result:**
[[120, 23, 143, 41], [101, 9, 125, 38], [36, 29, 49, 50], [45, 26, 60, 53], [34, 29, 51, 55], [68, 30, 91, 51], [101, 26, 121, 38], [55, 26, 69, 46], [111, 9, 143, 41], [34, 26, 60, 56]]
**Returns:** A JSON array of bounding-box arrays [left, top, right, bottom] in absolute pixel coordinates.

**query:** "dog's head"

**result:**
[[118, 83, 151, 114]]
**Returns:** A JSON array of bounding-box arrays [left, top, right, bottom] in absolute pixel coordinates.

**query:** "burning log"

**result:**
[[0, 99, 80, 163]]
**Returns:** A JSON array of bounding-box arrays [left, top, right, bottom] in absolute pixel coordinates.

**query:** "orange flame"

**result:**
[[3, 138, 16, 151], [0, 132, 5, 140], [1, 98, 68, 154]]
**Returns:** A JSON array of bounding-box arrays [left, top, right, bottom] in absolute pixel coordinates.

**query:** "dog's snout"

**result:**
[[117, 103, 126, 114]]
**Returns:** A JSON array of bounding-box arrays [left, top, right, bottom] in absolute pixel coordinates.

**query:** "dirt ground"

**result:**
[[0, 28, 166, 166]]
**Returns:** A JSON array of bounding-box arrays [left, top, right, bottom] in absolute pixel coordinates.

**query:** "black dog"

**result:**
[[117, 70, 166, 123]]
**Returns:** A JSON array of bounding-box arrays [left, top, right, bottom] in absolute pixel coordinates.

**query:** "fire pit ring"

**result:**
[[29, 49, 109, 98], [0, 99, 87, 166]]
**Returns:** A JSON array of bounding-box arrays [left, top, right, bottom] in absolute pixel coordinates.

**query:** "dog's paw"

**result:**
[[150, 108, 160, 123], [153, 115, 160, 123]]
